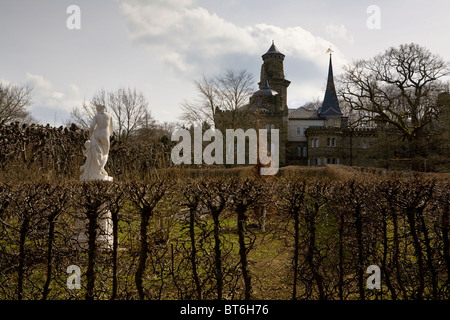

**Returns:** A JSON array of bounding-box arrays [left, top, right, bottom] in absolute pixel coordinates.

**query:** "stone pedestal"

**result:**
[[71, 207, 113, 250], [72, 174, 114, 251]]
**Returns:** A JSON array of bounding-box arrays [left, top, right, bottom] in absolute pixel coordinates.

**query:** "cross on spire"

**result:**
[[326, 46, 334, 55]]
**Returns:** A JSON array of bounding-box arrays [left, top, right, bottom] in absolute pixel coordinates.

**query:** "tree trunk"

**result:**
[[292, 210, 300, 300], [86, 209, 98, 300], [406, 209, 425, 299], [409, 136, 422, 172], [135, 208, 151, 300], [189, 206, 202, 300], [17, 217, 29, 300], [381, 211, 396, 300], [212, 211, 223, 300], [338, 213, 344, 300], [392, 210, 408, 298], [306, 203, 325, 299], [42, 217, 56, 300], [418, 208, 438, 299], [237, 208, 251, 300], [442, 202, 450, 298], [354, 201, 365, 300], [110, 209, 119, 300]]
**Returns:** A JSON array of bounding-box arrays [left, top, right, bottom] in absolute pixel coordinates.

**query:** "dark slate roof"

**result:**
[[319, 55, 342, 116], [288, 107, 320, 119], [262, 41, 285, 59], [253, 76, 278, 96]]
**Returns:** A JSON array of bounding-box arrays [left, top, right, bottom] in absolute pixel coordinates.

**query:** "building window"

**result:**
[[327, 137, 336, 147], [296, 127, 301, 136], [303, 128, 307, 136], [362, 142, 367, 149], [317, 158, 321, 166], [311, 139, 315, 148], [315, 139, 319, 148], [303, 147, 307, 158], [297, 146, 302, 158]]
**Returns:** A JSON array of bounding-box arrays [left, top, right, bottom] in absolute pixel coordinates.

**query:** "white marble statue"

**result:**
[[74, 104, 114, 250], [80, 104, 114, 182]]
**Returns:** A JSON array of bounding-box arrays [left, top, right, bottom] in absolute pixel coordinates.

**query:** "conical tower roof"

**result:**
[[319, 54, 342, 116], [262, 41, 285, 59], [253, 74, 278, 96]]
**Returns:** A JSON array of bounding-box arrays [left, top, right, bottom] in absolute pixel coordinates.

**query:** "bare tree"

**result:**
[[0, 83, 33, 123], [180, 69, 255, 128], [301, 98, 322, 111], [118, 87, 151, 138], [70, 87, 152, 139], [338, 43, 450, 169], [70, 100, 97, 130]]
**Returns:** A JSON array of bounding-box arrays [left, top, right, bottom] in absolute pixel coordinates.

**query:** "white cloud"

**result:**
[[25, 73, 83, 113], [325, 24, 354, 44], [119, 0, 348, 73], [26, 73, 54, 93], [162, 52, 193, 73]]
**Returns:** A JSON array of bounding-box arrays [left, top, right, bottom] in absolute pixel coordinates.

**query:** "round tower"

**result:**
[[259, 41, 290, 111]]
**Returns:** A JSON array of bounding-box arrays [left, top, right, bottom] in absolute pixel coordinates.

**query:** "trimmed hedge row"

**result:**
[[0, 176, 448, 300]]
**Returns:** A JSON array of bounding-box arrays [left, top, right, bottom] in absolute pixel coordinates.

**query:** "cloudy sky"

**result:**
[[1, 0, 450, 127]]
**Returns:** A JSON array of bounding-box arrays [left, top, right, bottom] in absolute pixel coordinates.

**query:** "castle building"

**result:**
[[244, 42, 382, 168]]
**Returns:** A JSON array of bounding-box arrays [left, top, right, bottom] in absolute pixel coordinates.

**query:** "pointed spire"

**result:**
[[262, 40, 285, 60], [267, 40, 280, 54], [261, 73, 270, 90], [253, 73, 277, 97], [319, 53, 342, 116]]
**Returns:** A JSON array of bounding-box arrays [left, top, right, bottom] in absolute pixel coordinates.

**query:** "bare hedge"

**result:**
[[0, 176, 449, 300]]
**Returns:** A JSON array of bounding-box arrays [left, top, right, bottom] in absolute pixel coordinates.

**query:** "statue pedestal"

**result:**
[[72, 209, 113, 250], [80, 172, 113, 182], [72, 175, 114, 251]]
